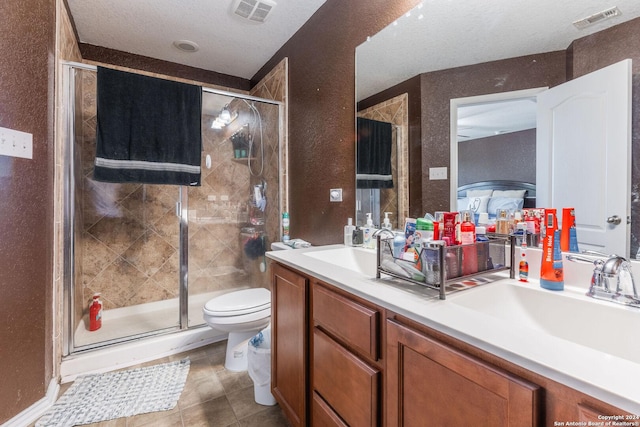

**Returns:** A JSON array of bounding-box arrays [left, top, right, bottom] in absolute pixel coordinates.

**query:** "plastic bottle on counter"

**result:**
[[282, 212, 290, 242], [344, 217, 355, 246], [460, 211, 477, 276], [363, 213, 377, 249]]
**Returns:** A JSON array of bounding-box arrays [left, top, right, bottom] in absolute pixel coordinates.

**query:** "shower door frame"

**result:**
[[61, 61, 285, 356]]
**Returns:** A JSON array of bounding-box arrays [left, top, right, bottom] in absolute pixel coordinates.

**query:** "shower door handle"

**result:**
[[176, 202, 182, 218]]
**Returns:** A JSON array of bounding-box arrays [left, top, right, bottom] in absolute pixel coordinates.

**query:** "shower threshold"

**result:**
[[73, 288, 251, 349]]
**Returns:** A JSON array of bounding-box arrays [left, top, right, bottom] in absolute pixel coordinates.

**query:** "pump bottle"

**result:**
[[363, 213, 377, 249]]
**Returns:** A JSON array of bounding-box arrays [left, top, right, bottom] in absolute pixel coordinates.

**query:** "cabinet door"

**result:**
[[314, 328, 380, 426], [272, 263, 308, 427], [386, 319, 540, 427]]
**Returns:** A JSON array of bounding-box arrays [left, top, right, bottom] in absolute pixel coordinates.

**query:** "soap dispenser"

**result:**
[[363, 213, 377, 249], [382, 212, 393, 230], [344, 217, 356, 246]]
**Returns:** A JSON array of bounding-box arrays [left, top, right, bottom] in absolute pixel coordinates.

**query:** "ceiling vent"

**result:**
[[573, 6, 621, 30], [232, 0, 277, 24]]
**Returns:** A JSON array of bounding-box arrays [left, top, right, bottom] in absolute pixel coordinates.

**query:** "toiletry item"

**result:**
[[459, 211, 477, 276], [344, 217, 355, 246], [363, 213, 377, 249], [475, 226, 489, 272], [404, 218, 417, 250], [540, 209, 564, 291], [282, 212, 290, 242], [382, 212, 393, 230], [459, 211, 475, 245], [442, 212, 457, 245], [517, 223, 529, 282], [442, 238, 460, 280], [495, 209, 510, 235], [89, 293, 103, 331], [422, 240, 444, 285], [398, 261, 426, 282], [560, 207, 579, 253], [415, 217, 434, 241], [393, 232, 405, 258], [381, 258, 411, 278]]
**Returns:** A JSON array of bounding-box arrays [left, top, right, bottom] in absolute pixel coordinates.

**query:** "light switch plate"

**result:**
[[0, 126, 33, 159], [429, 167, 447, 180]]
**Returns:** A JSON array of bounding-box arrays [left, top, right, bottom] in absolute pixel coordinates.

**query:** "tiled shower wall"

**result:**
[[73, 66, 283, 318], [358, 93, 409, 229]]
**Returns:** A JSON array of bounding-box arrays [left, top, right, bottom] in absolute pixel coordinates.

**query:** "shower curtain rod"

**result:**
[[61, 60, 283, 106]]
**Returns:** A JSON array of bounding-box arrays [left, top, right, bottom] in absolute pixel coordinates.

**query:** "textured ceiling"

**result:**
[[357, 0, 640, 101], [67, 0, 327, 80]]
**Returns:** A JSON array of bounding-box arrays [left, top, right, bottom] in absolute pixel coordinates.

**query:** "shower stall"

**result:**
[[61, 62, 283, 355]]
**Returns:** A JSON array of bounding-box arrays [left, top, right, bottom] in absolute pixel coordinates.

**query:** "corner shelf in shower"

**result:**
[[231, 157, 257, 165]]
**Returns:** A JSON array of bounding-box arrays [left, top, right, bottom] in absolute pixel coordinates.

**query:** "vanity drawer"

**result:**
[[313, 328, 380, 427], [312, 392, 348, 427], [313, 283, 379, 360]]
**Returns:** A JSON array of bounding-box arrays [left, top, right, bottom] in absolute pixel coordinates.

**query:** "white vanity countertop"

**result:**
[[267, 244, 640, 415]]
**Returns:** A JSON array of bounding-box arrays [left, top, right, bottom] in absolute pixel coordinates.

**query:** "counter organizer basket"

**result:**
[[376, 234, 516, 300]]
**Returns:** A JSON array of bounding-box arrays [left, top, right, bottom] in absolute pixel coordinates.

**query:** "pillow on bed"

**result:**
[[487, 197, 524, 216], [492, 189, 527, 199], [466, 189, 493, 197], [466, 195, 490, 214]]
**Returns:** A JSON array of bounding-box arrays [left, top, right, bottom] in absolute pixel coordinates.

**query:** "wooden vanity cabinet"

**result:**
[[271, 262, 634, 427], [271, 263, 309, 427], [386, 319, 540, 426], [311, 282, 383, 426]]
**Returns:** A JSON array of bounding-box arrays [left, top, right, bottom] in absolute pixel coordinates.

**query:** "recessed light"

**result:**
[[173, 40, 199, 53]]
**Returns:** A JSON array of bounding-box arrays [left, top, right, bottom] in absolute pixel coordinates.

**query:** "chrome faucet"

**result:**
[[567, 252, 640, 308]]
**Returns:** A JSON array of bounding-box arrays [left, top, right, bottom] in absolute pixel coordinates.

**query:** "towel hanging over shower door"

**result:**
[[357, 117, 393, 189], [93, 66, 203, 186]]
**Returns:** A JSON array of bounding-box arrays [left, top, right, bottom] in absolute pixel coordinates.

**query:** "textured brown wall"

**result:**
[[252, 0, 421, 244], [420, 51, 567, 214], [0, 0, 55, 423]]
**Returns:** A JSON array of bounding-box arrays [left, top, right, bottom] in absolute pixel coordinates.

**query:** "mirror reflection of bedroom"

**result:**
[[453, 90, 539, 219]]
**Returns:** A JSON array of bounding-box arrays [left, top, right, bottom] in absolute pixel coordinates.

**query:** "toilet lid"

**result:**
[[204, 288, 271, 316]]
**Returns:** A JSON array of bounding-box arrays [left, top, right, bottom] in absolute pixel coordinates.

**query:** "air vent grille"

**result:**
[[232, 0, 276, 23], [573, 6, 621, 30]]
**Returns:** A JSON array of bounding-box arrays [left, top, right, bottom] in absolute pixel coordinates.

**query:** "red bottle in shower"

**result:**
[[89, 293, 103, 331]]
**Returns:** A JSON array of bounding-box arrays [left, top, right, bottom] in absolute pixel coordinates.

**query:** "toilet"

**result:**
[[203, 287, 271, 372]]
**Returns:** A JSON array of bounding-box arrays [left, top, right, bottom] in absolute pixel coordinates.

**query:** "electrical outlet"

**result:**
[[330, 188, 343, 202], [429, 167, 447, 180], [0, 126, 33, 159]]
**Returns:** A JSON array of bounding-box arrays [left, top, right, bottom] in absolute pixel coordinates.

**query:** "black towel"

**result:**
[[94, 67, 203, 186], [357, 117, 393, 189]]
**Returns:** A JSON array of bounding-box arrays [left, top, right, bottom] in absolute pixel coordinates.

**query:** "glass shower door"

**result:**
[[69, 67, 182, 351]]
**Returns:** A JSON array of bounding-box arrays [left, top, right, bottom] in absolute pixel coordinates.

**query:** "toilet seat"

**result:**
[[204, 288, 271, 317]]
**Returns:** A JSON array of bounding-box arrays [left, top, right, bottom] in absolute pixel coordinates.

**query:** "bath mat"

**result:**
[[36, 358, 190, 427]]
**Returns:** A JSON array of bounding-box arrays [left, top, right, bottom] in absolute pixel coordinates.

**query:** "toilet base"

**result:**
[[224, 330, 259, 372]]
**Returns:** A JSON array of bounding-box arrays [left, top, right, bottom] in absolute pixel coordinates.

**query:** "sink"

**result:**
[[448, 282, 640, 364], [302, 246, 377, 276]]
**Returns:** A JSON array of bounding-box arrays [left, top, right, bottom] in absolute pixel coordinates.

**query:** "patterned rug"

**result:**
[[36, 358, 190, 427]]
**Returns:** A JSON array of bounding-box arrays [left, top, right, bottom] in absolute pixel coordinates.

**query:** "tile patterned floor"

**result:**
[[38, 342, 291, 427]]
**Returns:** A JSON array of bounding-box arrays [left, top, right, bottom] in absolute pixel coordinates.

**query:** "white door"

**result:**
[[536, 59, 631, 257]]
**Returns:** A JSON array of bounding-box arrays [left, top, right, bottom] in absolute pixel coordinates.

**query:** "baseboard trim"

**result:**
[[2, 379, 59, 427]]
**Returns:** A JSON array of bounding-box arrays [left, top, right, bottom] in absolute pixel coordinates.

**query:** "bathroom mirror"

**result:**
[[355, 0, 640, 255]]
